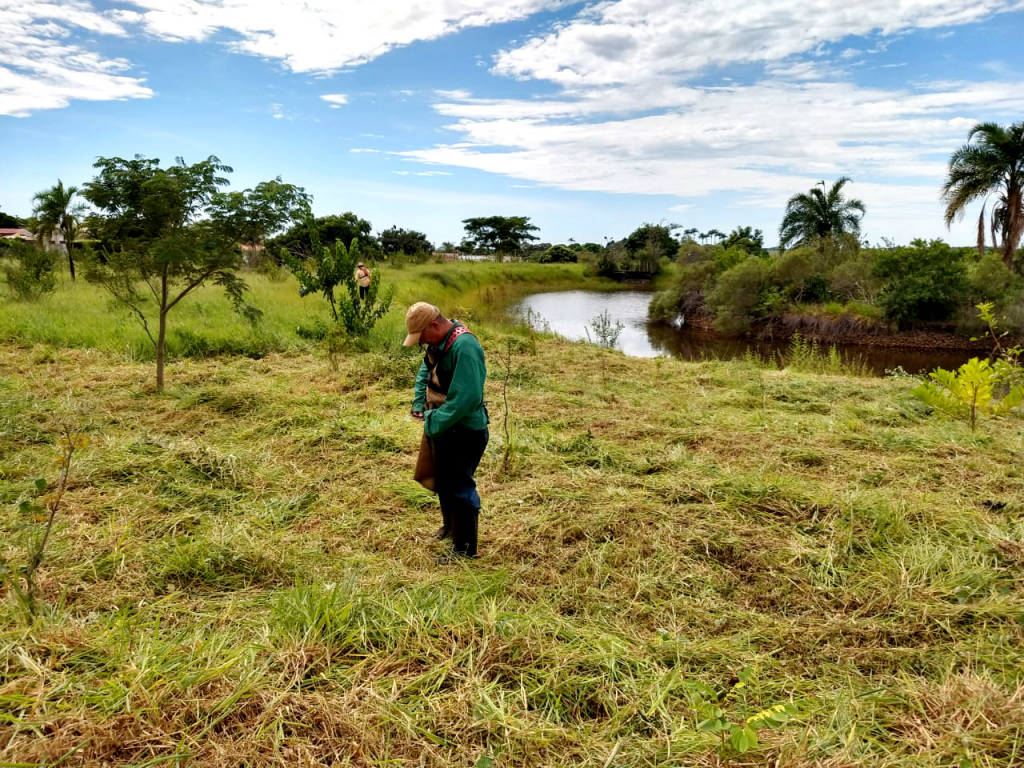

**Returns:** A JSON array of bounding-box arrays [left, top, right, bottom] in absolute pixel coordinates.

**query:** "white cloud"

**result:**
[[321, 93, 348, 106], [0, 0, 151, 117], [492, 0, 1024, 86], [400, 79, 1024, 230], [350, 148, 380, 153], [124, 0, 565, 74]]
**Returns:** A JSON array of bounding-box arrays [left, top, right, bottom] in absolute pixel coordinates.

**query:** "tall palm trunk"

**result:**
[[1003, 186, 1022, 270], [65, 239, 76, 281]]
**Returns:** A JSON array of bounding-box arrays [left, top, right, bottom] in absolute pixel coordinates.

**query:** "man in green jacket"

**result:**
[[405, 302, 489, 558]]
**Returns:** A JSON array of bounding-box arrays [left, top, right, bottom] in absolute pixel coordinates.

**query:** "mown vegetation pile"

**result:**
[[0, 266, 1021, 766]]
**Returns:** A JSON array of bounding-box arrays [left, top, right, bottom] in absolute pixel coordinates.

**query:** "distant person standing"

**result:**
[[405, 302, 489, 558], [355, 261, 371, 299]]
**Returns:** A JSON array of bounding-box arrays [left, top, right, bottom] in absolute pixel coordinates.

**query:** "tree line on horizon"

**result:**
[[2, 120, 1022, 341]]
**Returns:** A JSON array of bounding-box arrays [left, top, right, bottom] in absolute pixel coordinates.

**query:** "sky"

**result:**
[[2, 0, 1024, 248]]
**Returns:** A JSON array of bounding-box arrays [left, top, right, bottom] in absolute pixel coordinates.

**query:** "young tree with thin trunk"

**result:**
[[83, 155, 263, 392], [32, 180, 85, 280]]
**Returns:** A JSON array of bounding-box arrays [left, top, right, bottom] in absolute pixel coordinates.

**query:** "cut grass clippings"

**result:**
[[0, 264, 1022, 767]]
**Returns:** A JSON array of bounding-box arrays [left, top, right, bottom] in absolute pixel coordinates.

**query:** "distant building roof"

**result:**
[[0, 228, 34, 240]]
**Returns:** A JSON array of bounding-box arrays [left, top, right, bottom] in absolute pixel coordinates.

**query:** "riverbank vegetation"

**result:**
[[650, 233, 1024, 338], [1, 301, 1022, 765]]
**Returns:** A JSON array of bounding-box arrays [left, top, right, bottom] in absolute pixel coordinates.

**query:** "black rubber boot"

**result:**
[[436, 500, 452, 541], [450, 501, 479, 558]]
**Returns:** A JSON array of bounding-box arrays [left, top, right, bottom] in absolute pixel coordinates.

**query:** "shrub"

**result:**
[[968, 252, 1016, 303], [773, 247, 833, 301], [829, 247, 881, 302], [708, 257, 776, 333], [713, 245, 750, 273], [1, 240, 58, 299], [874, 239, 968, 326]]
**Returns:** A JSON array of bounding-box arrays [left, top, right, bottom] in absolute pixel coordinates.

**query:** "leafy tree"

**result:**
[[32, 180, 86, 280], [440, 241, 458, 252], [280, 217, 394, 338], [83, 155, 260, 392], [873, 239, 968, 326], [624, 223, 679, 259], [779, 177, 866, 250], [722, 226, 765, 256], [209, 177, 310, 264], [942, 121, 1024, 269], [0, 209, 21, 228], [461, 216, 539, 257], [272, 212, 377, 258], [378, 226, 433, 257], [531, 244, 577, 263]]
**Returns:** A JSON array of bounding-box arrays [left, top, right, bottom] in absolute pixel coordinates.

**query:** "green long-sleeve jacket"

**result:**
[[413, 322, 488, 439]]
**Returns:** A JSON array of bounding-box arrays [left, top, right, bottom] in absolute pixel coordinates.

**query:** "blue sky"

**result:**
[[3, 0, 1024, 247]]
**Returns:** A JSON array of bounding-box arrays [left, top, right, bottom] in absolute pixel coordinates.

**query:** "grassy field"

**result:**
[[0, 264, 1022, 767]]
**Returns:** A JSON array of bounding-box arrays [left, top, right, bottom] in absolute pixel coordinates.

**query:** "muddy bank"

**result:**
[[679, 311, 1015, 352]]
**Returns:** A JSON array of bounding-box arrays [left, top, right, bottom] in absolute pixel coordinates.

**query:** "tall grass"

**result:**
[[0, 261, 602, 360]]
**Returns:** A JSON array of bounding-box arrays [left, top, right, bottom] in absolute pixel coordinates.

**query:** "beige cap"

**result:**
[[403, 302, 440, 346], [358, 262, 365, 266]]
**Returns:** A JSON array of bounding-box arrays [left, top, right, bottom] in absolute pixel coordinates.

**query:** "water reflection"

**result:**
[[516, 290, 978, 376]]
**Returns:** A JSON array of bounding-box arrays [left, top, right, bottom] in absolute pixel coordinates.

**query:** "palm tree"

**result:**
[[779, 177, 865, 250], [32, 180, 85, 280], [942, 121, 1024, 269]]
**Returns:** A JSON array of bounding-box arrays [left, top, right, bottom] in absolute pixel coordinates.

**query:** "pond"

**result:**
[[514, 290, 979, 376]]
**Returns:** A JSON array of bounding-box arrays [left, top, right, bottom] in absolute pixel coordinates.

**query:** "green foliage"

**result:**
[[462, 215, 540, 257], [532, 244, 578, 263], [912, 357, 1024, 430], [32, 179, 86, 280], [721, 225, 765, 256], [707, 256, 775, 333], [713, 245, 751, 273], [624, 223, 679, 260], [1, 240, 58, 299], [378, 226, 433, 260], [690, 668, 801, 760], [280, 218, 395, 338], [779, 177, 866, 250], [83, 155, 262, 390], [272, 212, 379, 258], [0, 208, 21, 228], [968, 252, 1016, 302], [209, 176, 310, 261], [874, 239, 968, 325], [942, 121, 1024, 269]]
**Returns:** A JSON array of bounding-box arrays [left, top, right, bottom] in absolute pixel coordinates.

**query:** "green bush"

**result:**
[[1, 240, 58, 299], [713, 245, 750, 272], [874, 239, 968, 325], [968, 252, 1016, 303], [829, 247, 881, 302], [773, 247, 833, 301], [708, 257, 776, 333]]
